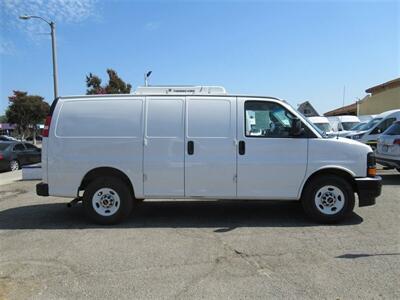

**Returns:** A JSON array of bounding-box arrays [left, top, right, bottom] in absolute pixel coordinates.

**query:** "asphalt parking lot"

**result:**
[[0, 170, 399, 299]]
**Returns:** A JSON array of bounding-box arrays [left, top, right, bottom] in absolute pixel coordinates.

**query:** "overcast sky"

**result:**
[[0, 0, 399, 115]]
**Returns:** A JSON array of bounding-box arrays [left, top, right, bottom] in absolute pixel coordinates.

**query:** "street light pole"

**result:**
[[50, 21, 58, 99], [19, 15, 59, 100]]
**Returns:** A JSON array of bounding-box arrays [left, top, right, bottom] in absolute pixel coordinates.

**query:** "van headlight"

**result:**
[[352, 133, 365, 140]]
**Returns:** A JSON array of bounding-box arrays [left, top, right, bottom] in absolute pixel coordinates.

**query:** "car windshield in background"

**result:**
[[0, 143, 11, 151], [342, 122, 359, 131], [350, 123, 364, 131], [384, 122, 400, 135], [362, 118, 383, 131], [315, 123, 331, 132]]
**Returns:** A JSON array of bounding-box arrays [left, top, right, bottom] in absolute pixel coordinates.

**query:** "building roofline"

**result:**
[[324, 102, 357, 116], [365, 77, 400, 94]]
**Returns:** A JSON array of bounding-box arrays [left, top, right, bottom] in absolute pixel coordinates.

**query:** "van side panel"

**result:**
[[48, 98, 144, 198]]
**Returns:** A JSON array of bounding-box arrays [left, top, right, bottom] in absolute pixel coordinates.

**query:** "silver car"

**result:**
[[376, 121, 400, 172]]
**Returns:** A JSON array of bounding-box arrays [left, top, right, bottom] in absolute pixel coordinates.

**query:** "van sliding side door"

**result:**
[[185, 96, 237, 198]]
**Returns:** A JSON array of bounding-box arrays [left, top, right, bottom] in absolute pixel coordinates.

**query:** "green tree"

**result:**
[[0, 115, 7, 123], [5, 91, 50, 139], [86, 69, 132, 95]]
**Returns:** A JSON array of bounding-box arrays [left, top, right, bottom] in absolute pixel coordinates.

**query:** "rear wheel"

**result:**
[[9, 160, 19, 171], [83, 177, 133, 225], [302, 175, 355, 223]]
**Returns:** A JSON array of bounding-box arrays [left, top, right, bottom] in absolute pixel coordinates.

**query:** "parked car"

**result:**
[[0, 135, 18, 141], [347, 109, 400, 149], [375, 121, 400, 172], [36, 85, 381, 225], [0, 141, 41, 171]]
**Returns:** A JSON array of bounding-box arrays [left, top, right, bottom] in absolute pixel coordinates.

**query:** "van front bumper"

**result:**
[[355, 176, 382, 207], [36, 182, 49, 196]]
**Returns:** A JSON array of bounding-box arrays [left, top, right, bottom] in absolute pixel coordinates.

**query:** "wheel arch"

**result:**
[[79, 167, 135, 198], [300, 167, 357, 199]]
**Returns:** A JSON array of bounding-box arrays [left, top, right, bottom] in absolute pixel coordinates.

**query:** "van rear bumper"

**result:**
[[355, 176, 382, 207], [36, 182, 49, 197]]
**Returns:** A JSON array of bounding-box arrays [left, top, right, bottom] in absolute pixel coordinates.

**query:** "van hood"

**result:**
[[331, 136, 372, 151]]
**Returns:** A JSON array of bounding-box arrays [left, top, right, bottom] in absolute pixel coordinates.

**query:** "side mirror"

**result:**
[[290, 119, 304, 136], [372, 128, 381, 135]]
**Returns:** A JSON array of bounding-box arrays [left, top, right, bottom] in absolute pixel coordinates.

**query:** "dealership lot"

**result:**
[[0, 170, 399, 299]]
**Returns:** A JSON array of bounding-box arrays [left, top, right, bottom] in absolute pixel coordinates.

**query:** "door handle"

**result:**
[[188, 141, 194, 155], [239, 141, 245, 155]]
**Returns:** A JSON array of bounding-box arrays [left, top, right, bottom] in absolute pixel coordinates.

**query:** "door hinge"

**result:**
[[143, 174, 147, 182], [233, 174, 237, 182]]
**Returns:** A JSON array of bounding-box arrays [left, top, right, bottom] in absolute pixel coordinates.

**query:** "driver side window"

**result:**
[[245, 101, 297, 138]]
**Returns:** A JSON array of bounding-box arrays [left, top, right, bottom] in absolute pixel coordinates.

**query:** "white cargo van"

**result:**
[[36, 86, 381, 224], [327, 115, 360, 137], [347, 109, 400, 149]]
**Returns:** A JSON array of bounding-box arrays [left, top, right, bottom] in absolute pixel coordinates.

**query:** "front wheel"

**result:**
[[302, 175, 355, 223], [83, 177, 133, 225]]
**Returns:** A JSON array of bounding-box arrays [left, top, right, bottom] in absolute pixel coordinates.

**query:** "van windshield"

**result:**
[[342, 122, 359, 131], [362, 118, 382, 131], [350, 123, 364, 131]]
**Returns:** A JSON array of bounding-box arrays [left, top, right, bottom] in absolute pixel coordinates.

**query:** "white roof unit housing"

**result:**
[[134, 85, 227, 95]]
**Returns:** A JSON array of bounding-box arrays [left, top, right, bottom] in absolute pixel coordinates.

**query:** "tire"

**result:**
[[9, 160, 20, 171], [83, 176, 133, 225], [302, 175, 355, 223]]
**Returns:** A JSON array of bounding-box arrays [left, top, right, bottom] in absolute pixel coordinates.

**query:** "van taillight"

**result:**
[[43, 116, 52, 137], [394, 139, 400, 145]]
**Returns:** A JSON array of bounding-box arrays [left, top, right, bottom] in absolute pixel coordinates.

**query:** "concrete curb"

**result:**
[[0, 170, 22, 186]]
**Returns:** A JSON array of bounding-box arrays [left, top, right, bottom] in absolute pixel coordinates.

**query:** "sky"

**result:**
[[0, 0, 399, 116]]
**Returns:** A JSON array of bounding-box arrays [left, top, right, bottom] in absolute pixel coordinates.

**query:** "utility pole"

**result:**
[[19, 15, 59, 100], [342, 85, 346, 107]]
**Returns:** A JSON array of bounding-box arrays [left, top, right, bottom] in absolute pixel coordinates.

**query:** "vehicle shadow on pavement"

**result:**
[[380, 174, 400, 185], [0, 200, 363, 230]]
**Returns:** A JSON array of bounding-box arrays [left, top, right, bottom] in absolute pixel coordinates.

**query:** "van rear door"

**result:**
[[185, 97, 237, 198]]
